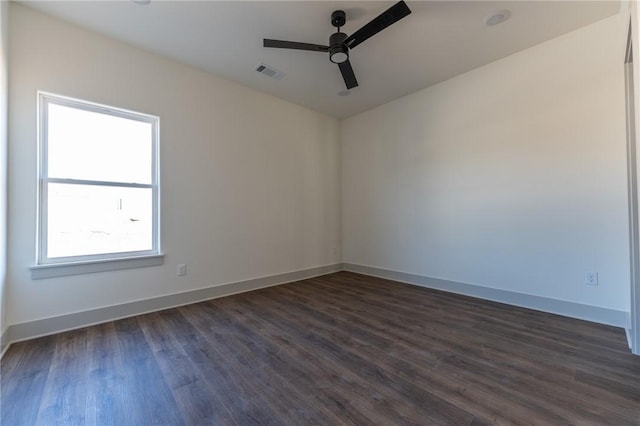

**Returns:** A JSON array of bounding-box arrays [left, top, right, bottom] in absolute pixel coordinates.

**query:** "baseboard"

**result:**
[[624, 311, 633, 349], [343, 263, 629, 329], [4, 262, 629, 352], [0, 326, 9, 359], [5, 263, 343, 346]]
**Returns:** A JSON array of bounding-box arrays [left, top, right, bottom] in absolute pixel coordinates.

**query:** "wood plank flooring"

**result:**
[[2, 271, 639, 425]]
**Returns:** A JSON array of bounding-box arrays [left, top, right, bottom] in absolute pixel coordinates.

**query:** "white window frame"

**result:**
[[31, 92, 163, 279]]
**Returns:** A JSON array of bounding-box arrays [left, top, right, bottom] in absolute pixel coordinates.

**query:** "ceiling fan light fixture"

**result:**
[[330, 45, 349, 64], [329, 31, 349, 64]]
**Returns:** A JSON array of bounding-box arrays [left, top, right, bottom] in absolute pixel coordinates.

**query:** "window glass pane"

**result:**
[[47, 103, 152, 184], [47, 183, 153, 258]]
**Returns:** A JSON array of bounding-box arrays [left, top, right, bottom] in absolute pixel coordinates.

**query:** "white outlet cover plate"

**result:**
[[177, 264, 187, 276], [585, 272, 598, 285]]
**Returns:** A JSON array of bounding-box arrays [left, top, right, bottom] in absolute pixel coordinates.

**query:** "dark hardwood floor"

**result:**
[[2, 271, 639, 425]]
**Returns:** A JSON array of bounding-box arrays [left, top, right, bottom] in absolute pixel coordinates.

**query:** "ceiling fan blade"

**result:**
[[338, 60, 359, 89], [343, 1, 411, 50], [263, 39, 329, 52]]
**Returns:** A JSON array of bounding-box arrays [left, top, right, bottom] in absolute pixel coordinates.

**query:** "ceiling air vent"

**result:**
[[256, 63, 285, 80]]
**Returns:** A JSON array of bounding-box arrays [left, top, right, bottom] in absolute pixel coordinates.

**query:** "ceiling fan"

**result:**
[[263, 1, 412, 90]]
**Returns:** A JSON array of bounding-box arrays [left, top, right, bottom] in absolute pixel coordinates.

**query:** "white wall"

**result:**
[[627, 0, 640, 353], [0, 0, 9, 344], [8, 4, 341, 325], [342, 15, 630, 312]]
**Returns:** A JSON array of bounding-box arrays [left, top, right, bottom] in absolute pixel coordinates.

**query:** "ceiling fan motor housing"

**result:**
[[329, 31, 348, 63]]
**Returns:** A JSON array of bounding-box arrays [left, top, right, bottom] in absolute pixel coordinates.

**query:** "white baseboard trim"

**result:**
[[624, 311, 633, 349], [3, 262, 629, 356], [4, 263, 343, 349], [343, 263, 630, 329], [0, 326, 9, 359]]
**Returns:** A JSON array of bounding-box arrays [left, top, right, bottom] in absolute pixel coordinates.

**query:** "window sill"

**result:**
[[30, 254, 164, 280]]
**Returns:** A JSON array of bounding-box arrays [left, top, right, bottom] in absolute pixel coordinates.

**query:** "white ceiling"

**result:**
[[21, 1, 620, 119]]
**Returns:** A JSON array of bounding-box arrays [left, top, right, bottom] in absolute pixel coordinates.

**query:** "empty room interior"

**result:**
[[2, 0, 640, 424]]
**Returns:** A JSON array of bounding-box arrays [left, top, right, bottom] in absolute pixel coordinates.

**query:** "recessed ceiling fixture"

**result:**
[[486, 9, 511, 26], [338, 90, 351, 97], [131, 0, 151, 4]]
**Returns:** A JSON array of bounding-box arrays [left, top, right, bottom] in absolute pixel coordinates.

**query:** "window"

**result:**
[[32, 92, 161, 278]]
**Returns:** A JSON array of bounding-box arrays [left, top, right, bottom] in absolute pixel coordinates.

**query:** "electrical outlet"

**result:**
[[585, 272, 598, 286], [177, 264, 187, 277]]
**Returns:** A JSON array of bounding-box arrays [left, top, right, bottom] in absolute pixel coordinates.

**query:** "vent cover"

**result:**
[[256, 63, 285, 80]]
